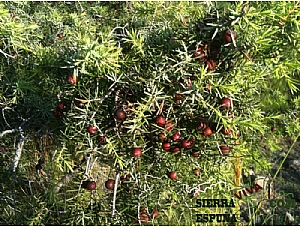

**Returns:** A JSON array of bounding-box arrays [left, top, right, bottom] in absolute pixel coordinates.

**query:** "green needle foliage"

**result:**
[[0, 1, 299, 226]]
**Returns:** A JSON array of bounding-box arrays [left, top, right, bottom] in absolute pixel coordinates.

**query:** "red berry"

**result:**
[[57, 33, 63, 38], [57, 102, 66, 111], [193, 47, 203, 57], [139, 215, 150, 222], [165, 121, 174, 131], [221, 97, 231, 110], [181, 139, 191, 149], [162, 142, 171, 151], [172, 133, 181, 142], [171, 146, 180, 154], [68, 75, 78, 85], [190, 150, 200, 157], [158, 133, 166, 141], [88, 126, 97, 134], [222, 29, 237, 43], [152, 209, 159, 218], [198, 118, 207, 130], [87, 181, 96, 190], [175, 93, 183, 101], [203, 127, 212, 136], [205, 59, 216, 71], [140, 209, 147, 214], [53, 109, 63, 118], [105, 179, 115, 190], [219, 145, 230, 156], [156, 116, 166, 127], [186, 77, 192, 89], [132, 148, 142, 158], [115, 109, 126, 120], [169, 171, 177, 180], [221, 127, 231, 135], [98, 135, 107, 145]]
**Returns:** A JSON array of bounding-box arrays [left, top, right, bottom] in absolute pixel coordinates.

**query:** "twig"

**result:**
[[112, 172, 120, 217], [0, 129, 18, 138], [0, 49, 16, 59], [9, 128, 25, 173]]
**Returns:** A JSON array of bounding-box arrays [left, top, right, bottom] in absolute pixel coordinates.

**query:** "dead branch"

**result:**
[[112, 172, 120, 217], [9, 128, 25, 173], [0, 129, 18, 138]]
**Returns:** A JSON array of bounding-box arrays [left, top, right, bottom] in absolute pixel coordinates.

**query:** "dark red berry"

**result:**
[[175, 93, 183, 101], [181, 139, 191, 149], [165, 121, 174, 131], [193, 47, 203, 57], [105, 179, 115, 190], [221, 127, 231, 135], [162, 142, 171, 151], [87, 181, 96, 190], [139, 215, 150, 222], [186, 77, 192, 89], [221, 97, 231, 110], [98, 135, 107, 145], [156, 116, 166, 127], [115, 109, 126, 120], [57, 102, 66, 111], [132, 148, 142, 158], [171, 146, 180, 154], [158, 133, 166, 141], [222, 30, 237, 43], [53, 109, 63, 118], [172, 133, 181, 142], [205, 59, 216, 71], [198, 118, 207, 131], [190, 150, 200, 158], [88, 126, 97, 134], [220, 145, 230, 156]]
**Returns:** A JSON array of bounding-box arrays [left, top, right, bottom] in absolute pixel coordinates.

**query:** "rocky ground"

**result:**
[[240, 137, 300, 226]]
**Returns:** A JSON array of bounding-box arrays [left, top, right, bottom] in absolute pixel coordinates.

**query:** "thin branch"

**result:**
[[112, 172, 120, 217], [0, 129, 18, 138], [9, 128, 25, 173], [0, 49, 16, 59]]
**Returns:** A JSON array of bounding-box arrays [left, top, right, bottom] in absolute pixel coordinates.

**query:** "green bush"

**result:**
[[0, 1, 299, 225]]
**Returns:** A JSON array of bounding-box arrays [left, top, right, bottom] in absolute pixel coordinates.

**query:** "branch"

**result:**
[[112, 172, 120, 217], [0, 129, 18, 138], [9, 128, 25, 173], [0, 49, 16, 59]]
